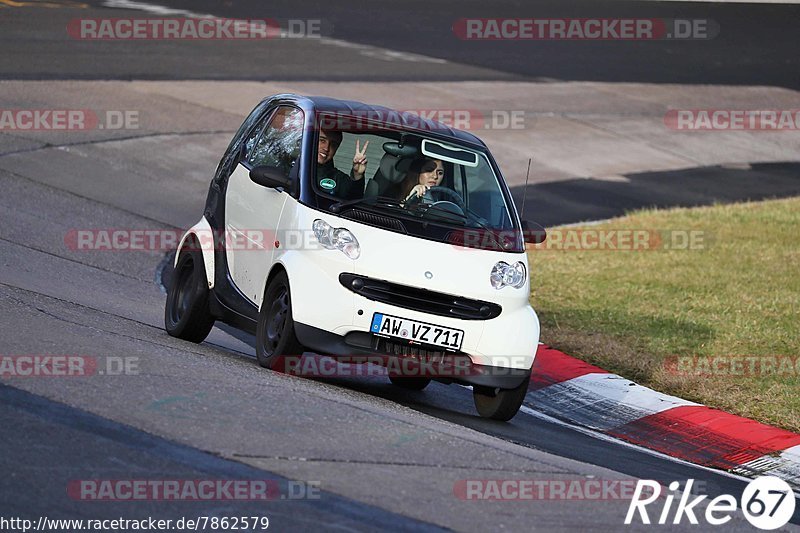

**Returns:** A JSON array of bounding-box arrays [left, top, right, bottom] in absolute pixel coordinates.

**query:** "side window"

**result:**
[[246, 106, 304, 178], [214, 101, 271, 183], [241, 107, 277, 161]]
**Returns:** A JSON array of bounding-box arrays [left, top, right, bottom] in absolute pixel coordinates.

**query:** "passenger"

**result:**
[[398, 158, 444, 205], [317, 130, 369, 199]]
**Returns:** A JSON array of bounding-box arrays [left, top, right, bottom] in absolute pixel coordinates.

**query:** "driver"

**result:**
[[399, 158, 444, 205]]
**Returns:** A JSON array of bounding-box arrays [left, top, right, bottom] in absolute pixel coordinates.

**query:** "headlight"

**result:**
[[490, 261, 527, 289], [312, 219, 361, 259]]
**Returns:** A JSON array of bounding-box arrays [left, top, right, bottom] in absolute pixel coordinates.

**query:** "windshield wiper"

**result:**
[[330, 195, 402, 213]]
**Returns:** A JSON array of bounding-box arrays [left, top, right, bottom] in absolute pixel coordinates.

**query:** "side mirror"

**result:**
[[249, 165, 293, 191], [521, 220, 547, 244]]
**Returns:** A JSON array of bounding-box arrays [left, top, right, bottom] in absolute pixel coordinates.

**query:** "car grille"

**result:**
[[339, 273, 502, 320], [341, 209, 407, 233]]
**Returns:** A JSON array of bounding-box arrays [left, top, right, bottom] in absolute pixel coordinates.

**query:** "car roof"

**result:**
[[275, 94, 487, 148]]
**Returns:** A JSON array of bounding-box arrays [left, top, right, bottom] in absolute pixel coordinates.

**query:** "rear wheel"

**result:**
[[164, 248, 215, 343], [388, 376, 431, 391], [256, 271, 304, 371], [473, 373, 530, 421]]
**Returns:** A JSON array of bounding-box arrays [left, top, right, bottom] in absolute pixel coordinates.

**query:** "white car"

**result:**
[[165, 94, 546, 421]]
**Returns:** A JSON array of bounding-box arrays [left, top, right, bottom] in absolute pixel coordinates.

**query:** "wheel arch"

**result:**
[[175, 216, 215, 289], [259, 262, 289, 312]]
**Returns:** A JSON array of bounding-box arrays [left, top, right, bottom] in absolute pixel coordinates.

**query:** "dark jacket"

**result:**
[[316, 161, 363, 200]]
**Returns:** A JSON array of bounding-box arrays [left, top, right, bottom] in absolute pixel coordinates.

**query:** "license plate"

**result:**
[[370, 313, 464, 351]]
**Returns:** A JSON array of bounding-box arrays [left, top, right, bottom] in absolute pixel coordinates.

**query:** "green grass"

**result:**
[[528, 197, 800, 432]]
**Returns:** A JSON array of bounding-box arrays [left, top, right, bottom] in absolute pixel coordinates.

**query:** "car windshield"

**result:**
[[311, 124, 522, 252]]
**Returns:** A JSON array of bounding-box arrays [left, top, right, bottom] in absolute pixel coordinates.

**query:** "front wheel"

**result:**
[[256, 271, 304, 370], [473, 373, 530, 421], [164, 249, 215, 343]]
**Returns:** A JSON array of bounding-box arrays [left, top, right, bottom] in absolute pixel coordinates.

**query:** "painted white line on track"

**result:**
[[781, 445, 800, 462], [552, 373, 697, 413], [101, 0, 448, 64], [733, 444, 800, 488], [525, 372, 698, 431]]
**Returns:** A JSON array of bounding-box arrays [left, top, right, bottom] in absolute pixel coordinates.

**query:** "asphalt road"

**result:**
[[0, 385, 438, 532], [1, 0, 799, 531], [0, 0, 798, 87]]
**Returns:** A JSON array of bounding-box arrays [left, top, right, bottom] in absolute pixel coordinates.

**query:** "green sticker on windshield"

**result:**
[[320, 178, 336, 190]]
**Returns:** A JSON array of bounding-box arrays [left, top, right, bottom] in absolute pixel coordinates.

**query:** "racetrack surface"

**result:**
[[1, 1, 799, 530], [2, 0, 799, 87]]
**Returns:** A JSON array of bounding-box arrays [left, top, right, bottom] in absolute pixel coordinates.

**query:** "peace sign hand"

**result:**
[[352, 139, 369, 179]]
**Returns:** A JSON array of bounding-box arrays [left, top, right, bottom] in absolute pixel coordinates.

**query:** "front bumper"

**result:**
[[294, 322, 531, 390], [283, 254, 540, 370]]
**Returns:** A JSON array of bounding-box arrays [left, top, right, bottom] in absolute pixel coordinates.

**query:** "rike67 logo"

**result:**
[[625, 477, 795, 530]]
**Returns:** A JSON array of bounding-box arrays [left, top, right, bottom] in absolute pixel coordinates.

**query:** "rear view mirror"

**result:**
[[249, 165, 293, 191], [421, 139, 479, 167], [521, 220, 547, 244]]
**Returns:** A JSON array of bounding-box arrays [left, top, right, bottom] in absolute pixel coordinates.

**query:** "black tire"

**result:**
[[389, 376, 431, 391], [164, 248, 215, 343], [473, 373, 531, 421], [256, 271, 304, 370]]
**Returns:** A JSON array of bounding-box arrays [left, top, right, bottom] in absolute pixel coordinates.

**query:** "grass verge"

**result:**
[[528, 197, 800, 432]]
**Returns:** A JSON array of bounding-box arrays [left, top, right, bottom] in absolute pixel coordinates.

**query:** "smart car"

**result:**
[[165, 94, 546, 421]]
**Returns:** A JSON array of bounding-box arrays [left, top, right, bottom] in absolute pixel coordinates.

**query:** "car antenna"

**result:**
[[520, 158, 531, 220]]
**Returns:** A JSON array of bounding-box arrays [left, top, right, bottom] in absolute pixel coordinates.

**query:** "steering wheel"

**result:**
[[427, 186, 466, 211]]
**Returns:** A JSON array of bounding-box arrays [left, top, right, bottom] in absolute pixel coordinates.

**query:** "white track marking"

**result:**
[[525, 372, 698, 431], [782, 445, 800, 461], [732, 445, 800, 487], [101, 0, 447, 63]]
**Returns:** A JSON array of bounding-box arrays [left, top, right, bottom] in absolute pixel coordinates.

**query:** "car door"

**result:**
[[225, 105, 304, 305]]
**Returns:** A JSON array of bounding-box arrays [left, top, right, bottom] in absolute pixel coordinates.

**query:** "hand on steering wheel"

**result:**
[[426, 186, 466, 211]]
